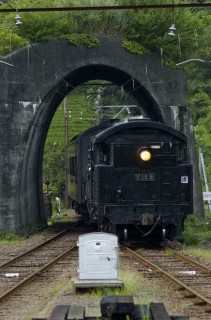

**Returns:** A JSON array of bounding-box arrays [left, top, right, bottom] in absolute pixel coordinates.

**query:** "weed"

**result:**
[[0, 232, 23, 244], [180, 303, 194, 310], [48, 214, 75, 226], [183, 247, 211, 260], [27, 222, 47, 235], [50, 281, 66, 294], [164, 249, 174, 256], [182, 215, 211, 246], [136, 248, 145, 256], [139, 304, 150, 320], [81, 269, 158, 308], [156, 258, 165, 267]]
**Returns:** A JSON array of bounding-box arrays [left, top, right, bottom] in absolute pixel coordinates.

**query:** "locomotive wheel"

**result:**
[[123, 228, 128, 241], [162, 227, 166, 241], [159, 227, 167, 246], [99, 218, 109, 233], [167, 225, 176, 241]]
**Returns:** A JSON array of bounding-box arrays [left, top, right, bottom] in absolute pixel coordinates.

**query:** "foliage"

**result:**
[[0, 232, 23, 243], [182, 215, 211, 246], [43, 84, 140, 199], [0, 0, 207, 62], [50, 281, 66, 294], [189, 93, 211, 186], [184, 247, 211, 261], [0, 0, 209, 69], [188, 92, 211, 124], [0, 29, 27, 56], [63, 34, 100, 48], [48, 214, 75, 226], [17, 12, 78, 42], [26, 222, 48, 235], [43, 87, 97, 198], [43, 141, 65, 197], [122, 40, 149, 55], [85, 269, 157, 305]]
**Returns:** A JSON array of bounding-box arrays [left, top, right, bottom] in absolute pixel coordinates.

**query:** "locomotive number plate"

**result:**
[[135, 173, 155, 181]]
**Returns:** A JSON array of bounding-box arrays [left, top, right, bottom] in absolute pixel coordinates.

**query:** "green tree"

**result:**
[[0, 0, 207, 63]]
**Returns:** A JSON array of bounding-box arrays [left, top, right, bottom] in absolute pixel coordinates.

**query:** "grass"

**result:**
[[50, 281, 67, 294], [182, 214, 211, 246], [0, 223, 49, 244], [0, 232, 23, 244], [48, 274, 151, 320], [181, 214, 211, 261], [62, 270, 155, 320], [206, 210, 211, 219], [183, 247, 211, 260], [47, 212, 76, 226], [180, 303, 194, 310], [81, 270, 158, 304], [0, 211, 76, 243]]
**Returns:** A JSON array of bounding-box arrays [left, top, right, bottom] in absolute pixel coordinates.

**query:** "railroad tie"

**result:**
[[67, 305, 85, 320], [47, 305, 70, 320], [150, 303, 171, 320]]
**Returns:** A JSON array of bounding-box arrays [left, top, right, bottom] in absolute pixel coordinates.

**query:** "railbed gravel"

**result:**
[[0, 221, 210, 320]]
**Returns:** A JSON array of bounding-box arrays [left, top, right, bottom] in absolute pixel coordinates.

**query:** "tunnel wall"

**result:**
[[0, 37, 201, 233]]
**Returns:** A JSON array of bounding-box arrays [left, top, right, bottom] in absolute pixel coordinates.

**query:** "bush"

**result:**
[[0, 232, 22, 243], [182, 215, 211, 246]]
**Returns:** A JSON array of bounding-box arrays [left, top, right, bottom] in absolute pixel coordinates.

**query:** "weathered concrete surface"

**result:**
[[0, 37, 202, 233]]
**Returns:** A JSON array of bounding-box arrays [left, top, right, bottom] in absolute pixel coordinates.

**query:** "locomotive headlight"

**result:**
[[139, 149, 151, 161]]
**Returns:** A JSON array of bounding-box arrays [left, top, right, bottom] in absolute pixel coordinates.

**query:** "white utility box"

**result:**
[[77, 232, 119, 280], [74, 232, 123, 290]]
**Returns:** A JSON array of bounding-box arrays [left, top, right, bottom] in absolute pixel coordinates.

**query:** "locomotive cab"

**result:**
[[85, 120, 193, 243], [68, 119, 193, 244]]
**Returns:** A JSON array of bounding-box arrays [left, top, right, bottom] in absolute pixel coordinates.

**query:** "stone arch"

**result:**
[[1, 37, 201, 233]]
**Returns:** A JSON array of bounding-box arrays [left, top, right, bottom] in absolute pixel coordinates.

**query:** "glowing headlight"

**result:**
[[139, 150, 151, 161]]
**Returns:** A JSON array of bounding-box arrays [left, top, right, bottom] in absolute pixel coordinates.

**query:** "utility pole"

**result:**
[[64, 95, 69, 208], [95, 87, 103, 124]]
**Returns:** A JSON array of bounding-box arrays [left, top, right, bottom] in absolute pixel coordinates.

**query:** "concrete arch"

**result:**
[[60, 64, 164, 122], [0, 37, 194, 233]]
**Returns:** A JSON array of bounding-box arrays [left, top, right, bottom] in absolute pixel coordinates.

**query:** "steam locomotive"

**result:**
[[67, 119, 193, 243]]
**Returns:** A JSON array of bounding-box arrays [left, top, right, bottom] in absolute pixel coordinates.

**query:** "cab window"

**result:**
[[95, 143, 110, 164]]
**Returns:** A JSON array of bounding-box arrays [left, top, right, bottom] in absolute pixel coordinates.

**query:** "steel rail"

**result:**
[[0, 4, 211, 13], [0, 221, 80, 269], [0, 245, 77, 302], [172, 251, 211, 274], [125, 247, 211, 308]]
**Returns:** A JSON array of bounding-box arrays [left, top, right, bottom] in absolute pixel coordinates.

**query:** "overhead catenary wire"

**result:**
[[0, 3, 211, 13]]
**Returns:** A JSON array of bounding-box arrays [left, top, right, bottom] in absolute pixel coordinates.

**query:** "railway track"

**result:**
[[0, 221, 88, 320], [124, 246, 211, 317], [1, 224, 210, 320]]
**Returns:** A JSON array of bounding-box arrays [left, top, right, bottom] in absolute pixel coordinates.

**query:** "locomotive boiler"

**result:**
[[67, 119, 193, 243]]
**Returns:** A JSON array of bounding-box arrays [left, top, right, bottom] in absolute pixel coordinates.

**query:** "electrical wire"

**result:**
[[1, 3, 211, 13]]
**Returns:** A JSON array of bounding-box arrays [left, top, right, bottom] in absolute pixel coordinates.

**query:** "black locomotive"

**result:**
[[67, 119, 193, 243]]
